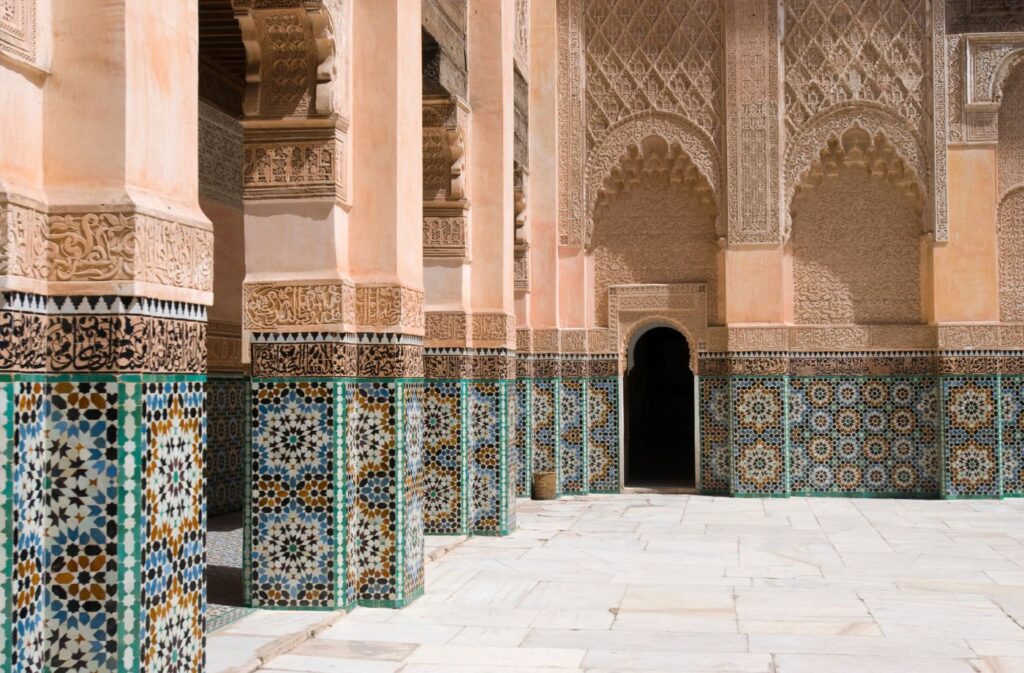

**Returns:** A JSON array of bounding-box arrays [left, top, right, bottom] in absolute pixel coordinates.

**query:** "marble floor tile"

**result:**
[[240, 495, 1024, 673]]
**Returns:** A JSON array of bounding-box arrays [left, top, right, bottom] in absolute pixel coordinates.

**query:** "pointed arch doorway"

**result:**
[[624, 326, 696, 487]]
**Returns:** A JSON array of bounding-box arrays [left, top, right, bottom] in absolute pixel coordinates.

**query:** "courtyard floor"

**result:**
[[211, 493, 1024, 673]]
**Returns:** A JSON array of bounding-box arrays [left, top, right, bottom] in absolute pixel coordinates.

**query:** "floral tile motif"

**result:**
[[588, 377, 620, 493], [467, 382, 512, 534], [207, 376, 248, 516], [513, 379, 532, 497], [12, 382, 45, 673], [402, 383, 425, 598], [531, 380, 558, 480], [559, 380, 588, 495], [731, 377, 787, 496], [45, 380, 120, 673], [421, 382, 465, 534], [942, 376, 1001, 498], [250, 381, 337, 607], [698, 377, 730, 495], [789, 377, 938, 497], [141, 380, 205, 673], [1003, 376, 1024, 495]]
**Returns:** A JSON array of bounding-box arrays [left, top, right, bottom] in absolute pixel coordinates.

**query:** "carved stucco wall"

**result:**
[[999, 62, 1024, 322], [591, 178, 720, 328], [781, 0, 933, 243], [792, 165, 922, 325], [0, 0, 35, 63], [559, 0, 724, 247]]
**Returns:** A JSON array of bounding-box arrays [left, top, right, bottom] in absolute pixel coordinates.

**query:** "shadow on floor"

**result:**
[[207, 510, 244, 607]]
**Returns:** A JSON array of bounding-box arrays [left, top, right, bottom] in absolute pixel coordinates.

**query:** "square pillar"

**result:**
[[587, 355, 621, 494]]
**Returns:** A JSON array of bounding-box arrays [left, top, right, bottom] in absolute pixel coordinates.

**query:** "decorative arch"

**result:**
[[783, 103, 929, 240], [999, 186, 1024, 323], [959, 35, 1024, 145], [624, 317, 699, 375], [585, 111, 722, 248]]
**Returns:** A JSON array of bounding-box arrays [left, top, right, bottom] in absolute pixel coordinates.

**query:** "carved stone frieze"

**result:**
[[199, 101, 244, 208], [242, 124, 348, 201], [354, 285, 424, 333], [0, 292, 206, 374], [532, 329, 559, 354], [516, 328, 532, 353], [0, 0, 34, 63], [469, 312, 516, 349], [0, 199, 214, 299], [423, 212, 469, 258], [559, 329, 587, 355], [242, 280, 354, 331], [424, 310, 468, 347]]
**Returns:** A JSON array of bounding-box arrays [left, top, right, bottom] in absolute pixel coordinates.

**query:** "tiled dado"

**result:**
[[208, 373, 249, 516], [248, 334, 425, 609], [421, 349, 517, 537], [522, 354, 622, 497], [0, 291, 207, 673], [2, 376, 207, 673], [697, 351, 1024, 500]]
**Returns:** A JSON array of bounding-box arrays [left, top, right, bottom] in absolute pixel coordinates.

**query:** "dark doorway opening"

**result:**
[[625, 327, 695, 487]]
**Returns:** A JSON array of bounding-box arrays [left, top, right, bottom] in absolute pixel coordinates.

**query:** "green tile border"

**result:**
[[0, 382, 13, 673]]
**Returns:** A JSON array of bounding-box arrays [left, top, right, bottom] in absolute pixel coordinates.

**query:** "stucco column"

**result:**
[[0, 2, 210, 672], [239, 0, 424, 610], [345, 0, 426, 603], [451, 0, 518, 535]]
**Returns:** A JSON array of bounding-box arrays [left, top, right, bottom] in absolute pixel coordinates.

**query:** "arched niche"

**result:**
[[585, 111, 723, 248], [998, 60, 1024, 322], [588, 131, 723, 328], [784, 103, 929, 241], [789, 124, 926, 326]]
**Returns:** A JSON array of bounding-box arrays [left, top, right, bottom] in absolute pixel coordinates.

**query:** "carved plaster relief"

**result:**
[[515, 0, 529, 77], [233, 2, 334, 118], [242, 280, 354, 331], [962, 34, 1024, 143], [782, 0, 932, 241], [1000, 191, 1024, 323], [591, 177, 720, 328], [606, 284, 709, 361], [242, 124, 347, 201], [0, 205, 213, 295], [199, 102, 244, 209], [354, 285, 425, 332], [558, 0, 725, 247], [423, 95, 471, 258], [724, 0, 782, 245], [0, 0, 34, 63], [792, 165, 922, 326]]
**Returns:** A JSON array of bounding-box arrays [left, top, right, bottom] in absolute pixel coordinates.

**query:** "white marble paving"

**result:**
[[244, 494, 1024, 672]]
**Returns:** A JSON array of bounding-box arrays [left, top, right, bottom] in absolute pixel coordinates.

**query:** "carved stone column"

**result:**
[[0, 2, 211, 672]]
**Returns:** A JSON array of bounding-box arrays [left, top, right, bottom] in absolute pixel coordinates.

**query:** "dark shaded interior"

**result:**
[[625, 327, 695, 487]]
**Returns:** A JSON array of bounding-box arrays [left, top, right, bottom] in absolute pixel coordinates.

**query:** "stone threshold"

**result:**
[[207, 535, 468, 673]]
